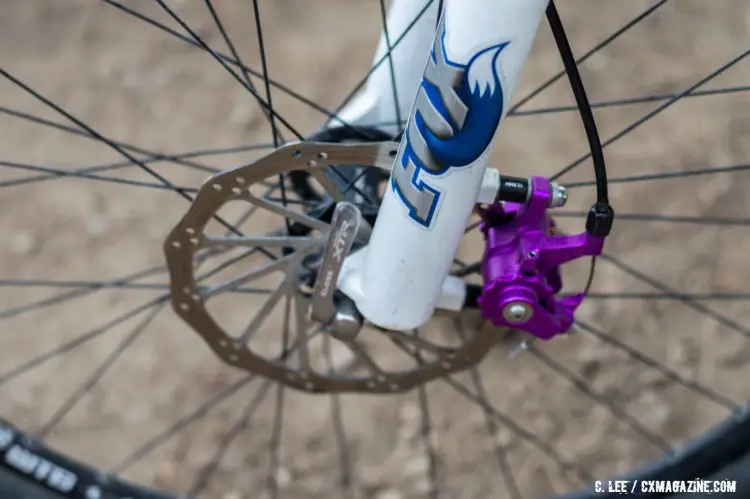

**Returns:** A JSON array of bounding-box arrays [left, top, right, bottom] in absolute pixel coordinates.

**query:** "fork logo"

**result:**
[[333, 219, 353, 262], [392, 17, 509, 227]]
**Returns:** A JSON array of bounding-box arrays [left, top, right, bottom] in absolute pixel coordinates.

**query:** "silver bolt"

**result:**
[[502, 301, 533, 324], [509, 339, 535, 359], [328, 294, 364, 342], [549, 183, 568, 208]]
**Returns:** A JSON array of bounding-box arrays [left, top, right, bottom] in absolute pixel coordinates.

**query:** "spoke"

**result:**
[[0, 106, 225, 176], [574, 292, 750, 301], [335, 0, 429, 129], [382, 329, 445, 355], [268, 294, 291, 499], [310, 170, 346, 203], [367, 84, 750, 127], [112, 374, 256, 473], [92, 1, 343, 141], [324, 335, 353, 497], [565, 163, 750, 189], [0, 186, 280, 323], [230, 194, 267, 229], [152, 0, 304, 141], [322, 165, 382, 209], [339, 167, 371, 198], [347, 340, 387, 375], [247, 0, 294, 234], [99, 0, 433, 141], [238, 282, 290, 343], [550, 48, 750, 181], [451, 283, 750, 304], [0, 295, 169, 386], [0, 159, 198, 193], [453, 261, 481, 278], [264, 196, 318, 207], [386, 334, 590, 482], [1, 146, 271, 192], [17, 280, 750, 302], [468, 368, 522, 499], [510, 85, 750, 117], [204, 0, 284, 145], [443, 377, 593, 483], [0, 69, 246, 237], [509, 0, 669, 113], [0, 70, 194, 197], [195, 247, 264, 282], [0, 263, 167, 321], [453, 258, 467, 269], [330, 0, 435, 132], [203, 235, 321, 250], [0, 142, 273, 190], [193, 183, 283, 267], [378, 0, 403, 134], [527, 345, 673, 453], [0, 279, 270, 296], [449, 325, 519, 499], [250, 0, 282, 147], [201, 253, 297, 299], [575, 320, 737, 410], [554, 211, 750, 226], [113, 324, 305, 474], [293, 294, 313, 371], [188, 379, 274, 497], [268, 381, 285, 499], [0, 248, 268, 384], [247, 195, 329, 232], [0, 279, 160, 291], [36, 304, 165, 438], [0, 106, 272, 154], [600, 254, 750, 341]]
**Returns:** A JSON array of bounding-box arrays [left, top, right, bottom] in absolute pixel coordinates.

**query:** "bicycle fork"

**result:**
[[336, 0, 553, 331]]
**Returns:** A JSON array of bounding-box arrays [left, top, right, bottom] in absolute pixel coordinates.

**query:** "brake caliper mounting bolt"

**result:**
[[502, 301, 533, 324], [549, 183, 568, 208]]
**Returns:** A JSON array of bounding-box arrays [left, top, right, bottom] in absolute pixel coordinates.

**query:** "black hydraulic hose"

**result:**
[[546, 0, 614, 236]]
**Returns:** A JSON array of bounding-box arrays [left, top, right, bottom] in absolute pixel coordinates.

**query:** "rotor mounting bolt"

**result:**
[[502, 301, 533, 324]]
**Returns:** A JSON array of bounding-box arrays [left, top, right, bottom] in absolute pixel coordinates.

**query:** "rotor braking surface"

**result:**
[[164, 141, 500, 393]]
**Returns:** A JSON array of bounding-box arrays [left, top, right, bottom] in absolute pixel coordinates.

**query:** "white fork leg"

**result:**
[[331, 0, 441, 137], [339, 0, 550, 331]]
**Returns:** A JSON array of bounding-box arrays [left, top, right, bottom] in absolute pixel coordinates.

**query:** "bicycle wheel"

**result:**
[[1, 1, 749, 498]]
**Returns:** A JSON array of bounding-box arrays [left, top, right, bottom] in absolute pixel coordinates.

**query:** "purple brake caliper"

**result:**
[[479, 176, 610, 340]]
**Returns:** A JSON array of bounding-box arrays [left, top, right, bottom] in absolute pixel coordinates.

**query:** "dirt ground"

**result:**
[[0, 1, 749, 498]]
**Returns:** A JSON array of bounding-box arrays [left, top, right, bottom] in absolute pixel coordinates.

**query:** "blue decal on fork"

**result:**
[[392, 17, 509, 228]]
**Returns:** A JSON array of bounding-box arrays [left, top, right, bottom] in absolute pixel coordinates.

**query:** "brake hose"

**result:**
[[546, 0, 615, 237]]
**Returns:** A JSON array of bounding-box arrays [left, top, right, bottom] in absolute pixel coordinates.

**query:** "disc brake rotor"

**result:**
[[164, 141, 501, 394]]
